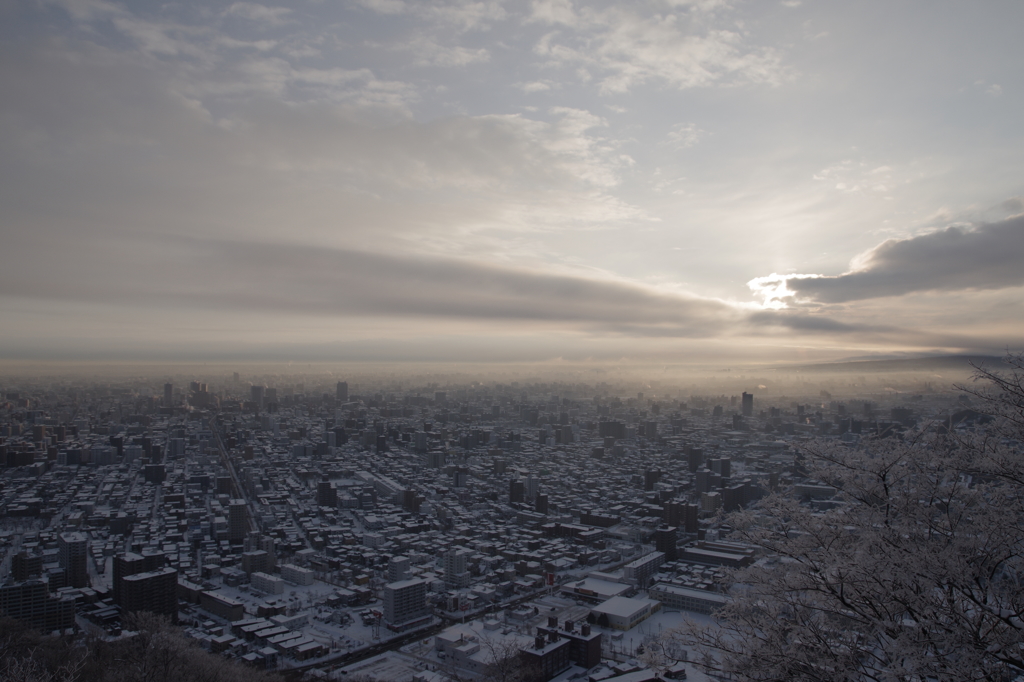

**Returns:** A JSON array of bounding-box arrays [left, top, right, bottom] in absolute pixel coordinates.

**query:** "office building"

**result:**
[[509, 479, 525, 504], [654, 525, 678, 562], [710, 456, 731, 479], [644, 469, 662, 491], [336, 381, 348, 402], [228, 499, 248, 542], [742, 392, 754, 417], [687, 446, 704, 473], [317, 478, 337, 508], [58, 532, 88, 589]]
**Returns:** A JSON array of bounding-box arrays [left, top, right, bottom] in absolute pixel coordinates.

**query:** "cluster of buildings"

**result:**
[[0, 372, 967, 680]]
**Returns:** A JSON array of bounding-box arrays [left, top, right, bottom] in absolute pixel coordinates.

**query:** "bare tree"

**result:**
[[0, 616, 85, 682], [0, 652, 84, 682], [437, 633, 540, 682], [662, 352, 1024, 682]]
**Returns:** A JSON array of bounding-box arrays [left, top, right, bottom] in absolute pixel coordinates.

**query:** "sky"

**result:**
[[1, 0, 1023, 365]]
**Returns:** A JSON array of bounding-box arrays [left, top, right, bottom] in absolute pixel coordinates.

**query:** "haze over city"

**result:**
[[2, 0, 1023, 369]]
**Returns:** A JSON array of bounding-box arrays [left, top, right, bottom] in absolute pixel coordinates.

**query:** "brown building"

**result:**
[[520, 630, 571, 682], [121, 567, 178, 623]]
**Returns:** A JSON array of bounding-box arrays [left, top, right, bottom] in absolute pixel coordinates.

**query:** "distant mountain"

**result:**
[[771, 355, 1006, 374]]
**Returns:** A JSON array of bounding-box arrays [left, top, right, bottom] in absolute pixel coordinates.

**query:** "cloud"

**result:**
[[0, 235, 741, 338], [532, 2, 787, 93], [745, 312, 891, 334], [666, 122, 706, 149], [517, 80, 554, 92], [0, 222, 916, 345], [749, 215, 1024, 305], [224, 3, 293, 26], [1003, 197, 1024, 213], [403, 36, 490, 67], [358, 0, 506, 32], [355, 0, 407, 15], [529, 0, 577, 25]]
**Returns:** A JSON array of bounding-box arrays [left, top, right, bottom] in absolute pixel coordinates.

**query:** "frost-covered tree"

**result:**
[[665, 353, 1024, 682]]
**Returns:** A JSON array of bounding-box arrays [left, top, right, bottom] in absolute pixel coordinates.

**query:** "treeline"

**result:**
[[0, 613, 286, 682]]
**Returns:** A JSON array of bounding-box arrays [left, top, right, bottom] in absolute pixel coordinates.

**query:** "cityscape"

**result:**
[[3, 0, 1024, 679], [1, 356, 1017, 681]]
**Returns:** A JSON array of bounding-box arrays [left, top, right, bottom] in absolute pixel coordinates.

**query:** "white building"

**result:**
[[443, 548, 472, 588], [251, 572, 285, 595], [648, 582, 729, 615], [622, 551, 664, 587], [590, 596, 661, 631], [281, 564, 315, 586], [383, 578, 429, 631]]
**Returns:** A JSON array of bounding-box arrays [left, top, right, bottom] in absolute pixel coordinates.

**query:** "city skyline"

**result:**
[[2, 0, 1023, 365]]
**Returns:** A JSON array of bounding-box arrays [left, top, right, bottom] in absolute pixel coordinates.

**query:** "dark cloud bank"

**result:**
[[765, 215, 1024, 303]]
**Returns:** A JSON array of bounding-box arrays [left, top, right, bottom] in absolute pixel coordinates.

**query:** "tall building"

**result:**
[[388, 556, 411, 582], [188, 381, 210, 408], [509, 478, 525, 504], [687, 447, 704, 473], [701, 491, 722, 513], [742, 392, 754, 417], [684, 502, 700, 534], [121, 567, 178, 623], [0, 580, 75, 633], [427, 449, 445, 468], [58, 532, 88, 589], [623, 551, 665, 588], [11, 551, 43, 582], [336, 381, 349, 402], [241, 550, 270, 576], [163, 383, 173, 408], [382, 579, 429, 630], [260, 536, 277, 571], [654, 525, 678, 562], [525, 475, 540, 501], [228, 499, 248, 542], [317, 477, 338, 507], [695, 469, 712, 494], [113, 552, 166, 606], [250, 385, 265, 409], [665, 500, 685, 527], [443, 548, 471, 588], [644, 469, 662, 492], [711, 456, 731, 479]]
